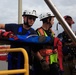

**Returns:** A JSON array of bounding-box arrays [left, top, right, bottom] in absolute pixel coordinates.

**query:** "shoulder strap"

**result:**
[[49, 28, 55, 37], [37, 27, 45, 36], [37, 27, 48, 36]]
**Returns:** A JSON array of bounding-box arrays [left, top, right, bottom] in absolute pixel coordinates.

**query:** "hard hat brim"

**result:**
[[40, 16, 55, 21], [22, 14, 38, 18]]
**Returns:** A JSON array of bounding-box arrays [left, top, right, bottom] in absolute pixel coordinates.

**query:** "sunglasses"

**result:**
[[28, 17, 36, 21]]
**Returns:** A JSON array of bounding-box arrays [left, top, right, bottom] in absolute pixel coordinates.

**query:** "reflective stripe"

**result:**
[[38, 30, 48, 36], [37, 28, 48, 36], [37, 28, 55, 37], [44, 31, 48, 36]]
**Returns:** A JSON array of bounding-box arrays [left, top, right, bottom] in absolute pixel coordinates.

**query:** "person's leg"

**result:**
[[50, 63, 59, 75]]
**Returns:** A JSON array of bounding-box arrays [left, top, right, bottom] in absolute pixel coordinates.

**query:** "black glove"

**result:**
[[40, 59, 50, 72]]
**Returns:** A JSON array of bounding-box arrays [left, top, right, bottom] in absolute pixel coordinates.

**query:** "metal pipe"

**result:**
[[18, 0, 22, 24], [44, 0, 76, 45]]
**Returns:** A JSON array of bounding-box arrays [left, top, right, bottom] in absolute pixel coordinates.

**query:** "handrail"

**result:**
[[0, 48, 29, 75]]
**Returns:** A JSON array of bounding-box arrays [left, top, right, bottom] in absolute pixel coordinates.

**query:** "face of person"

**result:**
[[50, 17, 54, 25], [23, 16, 36, 26], [48, 17, 54, 27], [28, 16, 36, 26], [66, 18, 73, 25]]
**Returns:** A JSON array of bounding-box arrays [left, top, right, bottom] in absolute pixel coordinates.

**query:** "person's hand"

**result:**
[[40, 59, 50, 72]]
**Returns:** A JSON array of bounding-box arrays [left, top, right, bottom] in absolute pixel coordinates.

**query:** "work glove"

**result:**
[[40, 59, 50, 72]]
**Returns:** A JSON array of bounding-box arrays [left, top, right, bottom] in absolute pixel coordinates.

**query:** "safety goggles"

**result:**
[[28, 16, 36, 21]]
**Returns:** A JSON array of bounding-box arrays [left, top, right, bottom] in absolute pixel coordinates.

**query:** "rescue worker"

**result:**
[[0, 10, 38, 75], [58, 15, 76, 75], [33, 12, 63, 75]]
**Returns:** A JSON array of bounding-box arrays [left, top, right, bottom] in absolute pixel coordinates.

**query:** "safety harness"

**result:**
[[37, 27, 63, 70]]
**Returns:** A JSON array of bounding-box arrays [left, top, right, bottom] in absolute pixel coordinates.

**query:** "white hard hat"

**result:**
[[22, 10, 38, 18], [39, 12, 55, 21]]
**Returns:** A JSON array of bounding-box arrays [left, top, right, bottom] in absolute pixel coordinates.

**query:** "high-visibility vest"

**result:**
[[37, 27, 63, 71]]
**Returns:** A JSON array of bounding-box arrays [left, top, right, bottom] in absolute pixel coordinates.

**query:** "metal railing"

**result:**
[[0, 48, 29, 75]]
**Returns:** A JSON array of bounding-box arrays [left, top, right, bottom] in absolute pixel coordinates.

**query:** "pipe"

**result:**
[[44, 0, 76, 45], [18, 0, 22, 24]]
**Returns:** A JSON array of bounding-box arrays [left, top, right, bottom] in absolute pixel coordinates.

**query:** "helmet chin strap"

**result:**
[[47, 20, 52, 28], [46, 18, 52, 28], [24, 17, 32, 27], [24, 22, 31, 27]]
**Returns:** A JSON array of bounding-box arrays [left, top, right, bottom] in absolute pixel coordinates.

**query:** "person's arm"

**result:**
[[0, 24, 5, 29], [36, 52, 43, 60]]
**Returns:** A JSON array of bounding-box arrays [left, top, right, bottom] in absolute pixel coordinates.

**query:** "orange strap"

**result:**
[[39, 49, 53, 56], [37, 27, 45, 36]]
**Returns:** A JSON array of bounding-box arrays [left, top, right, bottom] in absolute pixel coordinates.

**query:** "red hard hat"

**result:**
[[64, 15, 75, 24]]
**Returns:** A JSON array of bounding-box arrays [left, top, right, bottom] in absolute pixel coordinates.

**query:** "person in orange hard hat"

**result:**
[[58, 15, 76, 75]]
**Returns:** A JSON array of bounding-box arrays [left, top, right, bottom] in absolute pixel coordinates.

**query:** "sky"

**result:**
[[0, 0, 76, 35]]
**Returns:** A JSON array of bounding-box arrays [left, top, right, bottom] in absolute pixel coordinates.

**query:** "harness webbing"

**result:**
[[37, 27, 48, 36]]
